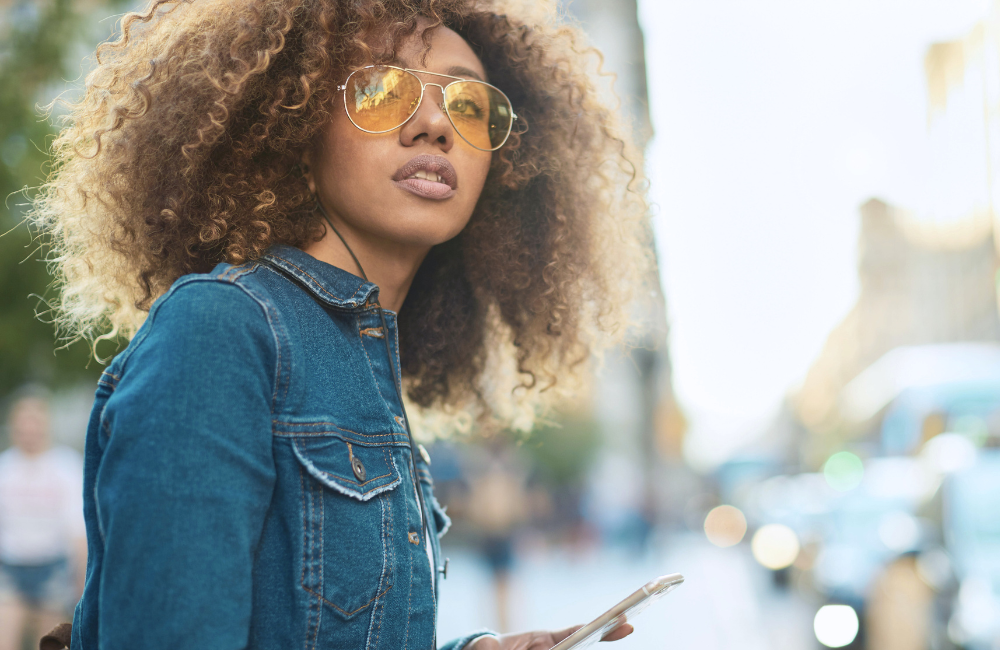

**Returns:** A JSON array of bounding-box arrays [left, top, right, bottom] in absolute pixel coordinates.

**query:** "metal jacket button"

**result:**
[[351, 456, 366, 482]]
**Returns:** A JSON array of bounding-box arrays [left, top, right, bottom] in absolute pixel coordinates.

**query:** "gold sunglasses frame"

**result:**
[[337, 65, 518, 152]]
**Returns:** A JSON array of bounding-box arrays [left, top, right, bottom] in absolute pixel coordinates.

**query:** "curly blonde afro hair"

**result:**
[[30, 0, 653, 430]]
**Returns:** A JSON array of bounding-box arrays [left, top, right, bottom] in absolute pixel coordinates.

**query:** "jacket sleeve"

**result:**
[[95, 280, 278, 650], [439, 630, 500, 650]]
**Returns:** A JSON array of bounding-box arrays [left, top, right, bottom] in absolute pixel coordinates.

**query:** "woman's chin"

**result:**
[[376, 219, 468, 249]]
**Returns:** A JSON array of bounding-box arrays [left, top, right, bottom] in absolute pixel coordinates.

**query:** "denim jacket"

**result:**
[[71, 244, 491, 650]]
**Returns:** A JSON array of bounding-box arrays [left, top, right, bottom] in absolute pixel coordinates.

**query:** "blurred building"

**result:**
[[794, 198, 1000, 460], [921, 0, 1000, 261], [791, 4, 1000, 463], [564, 0, 653, 147], [561, 0, 690, 534]]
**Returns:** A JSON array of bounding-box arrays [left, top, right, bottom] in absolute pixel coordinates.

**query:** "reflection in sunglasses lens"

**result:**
[[346, 68, 422, 132]]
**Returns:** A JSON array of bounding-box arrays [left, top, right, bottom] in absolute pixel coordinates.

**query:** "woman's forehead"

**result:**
[[382, 23, 487, 81]]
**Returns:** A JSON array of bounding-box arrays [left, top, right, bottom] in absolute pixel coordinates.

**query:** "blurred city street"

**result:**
[[4, 0, 1000, 649], [438, 533, 817, 650]]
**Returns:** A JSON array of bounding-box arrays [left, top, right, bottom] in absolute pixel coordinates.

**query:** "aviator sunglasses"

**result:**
[[338, 65, 518, 151]]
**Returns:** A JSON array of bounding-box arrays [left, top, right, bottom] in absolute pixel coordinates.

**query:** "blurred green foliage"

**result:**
[[518, 414, 602, 486], [1, 0, 125, 396]]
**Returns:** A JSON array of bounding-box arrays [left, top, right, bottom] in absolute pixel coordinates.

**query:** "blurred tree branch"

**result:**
[[1, 0, 127, 395]]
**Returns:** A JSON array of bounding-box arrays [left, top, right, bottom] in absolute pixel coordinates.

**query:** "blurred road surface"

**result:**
[[437, 532, 817, 650]]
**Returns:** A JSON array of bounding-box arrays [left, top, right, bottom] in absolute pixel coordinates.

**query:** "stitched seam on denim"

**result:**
[[304, 583, 392, 617], [366, 494, 388, 650], [379, 492, 394, 647], [223, 263, 256, 282], [274, 423, 406, 438], [389, 314, 403, 389], [235, 264, 288, 413], [316, 473, 325, 647], [275, 432, 409, 447], [304, 468, 314, 650], [310, 471, 322, 649], [403, 522, 413, 650], [267, 254, 368, 304], [299, 466, 319, 650], [273, 421, 406, 437], [359, 327, 394, 410], [403, 446, 417, 650], [299, 464, 307, 593], [360, 326, 385, 338], [93, 394, 115, 543], [217, 263, 238, 281], [218, 263, 243, 281], [387, 448, 401, 494], [300, 464, 311, 649], [358, 318, 406, 423]]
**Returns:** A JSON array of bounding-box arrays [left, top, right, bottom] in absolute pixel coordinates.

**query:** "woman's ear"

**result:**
[[300, 150, 316, 194]]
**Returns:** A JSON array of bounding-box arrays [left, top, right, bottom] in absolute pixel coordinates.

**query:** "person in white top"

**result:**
[[0, 388, 86, 650]]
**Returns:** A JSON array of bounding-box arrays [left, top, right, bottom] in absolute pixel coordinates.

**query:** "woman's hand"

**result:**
[[469, 620, 635, 650]]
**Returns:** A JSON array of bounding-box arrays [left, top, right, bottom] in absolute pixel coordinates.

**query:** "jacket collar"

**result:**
[[262, 244, 380, 310]]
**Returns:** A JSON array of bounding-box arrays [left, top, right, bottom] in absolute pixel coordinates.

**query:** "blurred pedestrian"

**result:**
[[866, 554, 933, 650], [465, 438, 530, 632], [0, 388, 85, 650]]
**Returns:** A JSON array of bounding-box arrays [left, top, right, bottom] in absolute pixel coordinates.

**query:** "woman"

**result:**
[[0, 389, 85, 650], [30, 0, 651, 648]]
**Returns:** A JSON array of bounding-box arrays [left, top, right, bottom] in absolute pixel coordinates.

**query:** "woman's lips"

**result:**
[[393, 177, 456, 199], [392, 154, 457, 200]]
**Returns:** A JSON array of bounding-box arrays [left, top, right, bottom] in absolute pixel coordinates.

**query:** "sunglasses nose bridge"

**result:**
[[421, 82, 448, 112]]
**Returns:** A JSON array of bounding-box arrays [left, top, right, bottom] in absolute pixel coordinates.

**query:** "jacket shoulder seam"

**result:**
[[116, 273, 280, 412]]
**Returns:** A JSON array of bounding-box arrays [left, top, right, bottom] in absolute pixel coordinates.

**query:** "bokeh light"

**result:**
[[877, 511, 921, 552], [751, 524, 800, 570], [916, 548, 953, 591], [823, 452, 864, 492], [704, 505, 747, 548], [921, 433, 977, 474], [814, 605, 860, 648]]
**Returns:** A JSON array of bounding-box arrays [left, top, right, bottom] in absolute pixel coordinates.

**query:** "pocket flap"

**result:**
[[292, 436, 402, 501]]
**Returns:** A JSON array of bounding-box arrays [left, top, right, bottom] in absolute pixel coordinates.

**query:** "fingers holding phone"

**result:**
[[468, 619, 634, 650], [465, 573, 682, 650]]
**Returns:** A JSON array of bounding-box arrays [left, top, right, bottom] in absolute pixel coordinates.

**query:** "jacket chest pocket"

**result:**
[[292, 434, 403, 619]]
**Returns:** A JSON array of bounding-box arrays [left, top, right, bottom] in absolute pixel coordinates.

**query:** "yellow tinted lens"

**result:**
[[346, 67, 422, 132], [445, 81, 513, 150]]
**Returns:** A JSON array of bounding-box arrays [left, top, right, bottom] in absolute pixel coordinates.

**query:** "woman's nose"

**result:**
[[399, 84, 454, 151]]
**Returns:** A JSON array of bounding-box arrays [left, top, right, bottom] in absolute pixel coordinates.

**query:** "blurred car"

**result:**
[[942, 450, 1000, 650], [745, 456, 940, 649]]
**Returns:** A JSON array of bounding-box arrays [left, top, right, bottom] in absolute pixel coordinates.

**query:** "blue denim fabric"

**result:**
[[71, 245, 492, 650]]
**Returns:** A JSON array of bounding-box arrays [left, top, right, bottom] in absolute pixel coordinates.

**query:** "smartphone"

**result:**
[[549, 573, 685, 650]]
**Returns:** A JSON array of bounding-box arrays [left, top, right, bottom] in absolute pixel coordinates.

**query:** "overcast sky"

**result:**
[[635, 0, 993, 467]]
